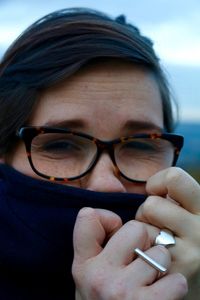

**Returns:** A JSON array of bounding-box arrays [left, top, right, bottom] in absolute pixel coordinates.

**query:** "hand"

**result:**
[[72, 207, 187, 300], [135, 167, 200, 293]]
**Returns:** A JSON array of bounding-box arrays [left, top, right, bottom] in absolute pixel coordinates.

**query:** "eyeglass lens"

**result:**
[[30, 132, 174, 181]]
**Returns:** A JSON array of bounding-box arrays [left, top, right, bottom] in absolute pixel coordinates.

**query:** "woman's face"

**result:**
[[5, 61, 164, 194]]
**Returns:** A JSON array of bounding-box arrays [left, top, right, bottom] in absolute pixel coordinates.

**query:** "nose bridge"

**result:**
[[84, 141, 125, 192], [96, 139, 116, 166]]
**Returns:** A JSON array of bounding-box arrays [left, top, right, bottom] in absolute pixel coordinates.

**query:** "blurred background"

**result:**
[[0, 0, 199, 182]]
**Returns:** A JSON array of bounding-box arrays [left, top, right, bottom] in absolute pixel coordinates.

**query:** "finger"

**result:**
[[101, 220, 158, 265], [146, 167, 200, 214], [146, 273, 188, 300], [73, 207, 122, 262], [136, 195, 195, 237], [129, 245, 171, 286]]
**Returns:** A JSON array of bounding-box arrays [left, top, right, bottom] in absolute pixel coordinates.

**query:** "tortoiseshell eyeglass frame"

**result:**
[[16, 126, 184, 183]]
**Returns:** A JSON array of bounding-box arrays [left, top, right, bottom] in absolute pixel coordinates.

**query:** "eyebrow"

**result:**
[[42, 119, 87, 130], [123, 120, 164, 133], [42, 119, 163, 133]]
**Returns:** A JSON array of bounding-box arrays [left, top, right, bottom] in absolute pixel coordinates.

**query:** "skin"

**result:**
[[6, 61, 164, 194], [3, 60, 200, 299]]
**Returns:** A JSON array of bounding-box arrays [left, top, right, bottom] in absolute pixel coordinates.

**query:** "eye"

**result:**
[[123, 140, 156, 152], [42, 139, 81, 153]]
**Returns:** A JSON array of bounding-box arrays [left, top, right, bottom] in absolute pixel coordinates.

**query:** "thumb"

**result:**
[[73, 207, 122, 262]]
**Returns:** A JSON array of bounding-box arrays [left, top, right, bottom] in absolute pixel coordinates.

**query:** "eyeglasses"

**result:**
[[16, 126, 184, 183]]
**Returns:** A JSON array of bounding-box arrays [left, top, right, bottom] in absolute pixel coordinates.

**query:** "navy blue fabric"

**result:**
[[0, 164, 146, 299]]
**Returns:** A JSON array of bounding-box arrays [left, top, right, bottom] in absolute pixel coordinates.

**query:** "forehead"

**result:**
[[29, 61, 164, 137]]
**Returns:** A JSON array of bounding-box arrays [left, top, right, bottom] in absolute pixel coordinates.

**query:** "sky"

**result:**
[[0, 0, 200, 123]]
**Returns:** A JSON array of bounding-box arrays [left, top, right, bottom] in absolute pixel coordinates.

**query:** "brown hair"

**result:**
[[0, 8, 175, 156]]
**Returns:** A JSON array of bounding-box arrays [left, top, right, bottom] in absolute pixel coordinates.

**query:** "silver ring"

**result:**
[[155, 229, 176, 247], [134, 248, 167, 273]]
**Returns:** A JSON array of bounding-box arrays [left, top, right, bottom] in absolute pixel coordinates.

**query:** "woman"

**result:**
[[0, 7, 199, 299]]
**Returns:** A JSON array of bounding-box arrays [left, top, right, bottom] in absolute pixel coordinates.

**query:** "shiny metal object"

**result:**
[[155, 229, 176, 247], [134, 248, 167, 273]]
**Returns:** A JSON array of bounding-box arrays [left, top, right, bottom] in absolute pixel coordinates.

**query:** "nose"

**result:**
[[82, 153, 127, 193]]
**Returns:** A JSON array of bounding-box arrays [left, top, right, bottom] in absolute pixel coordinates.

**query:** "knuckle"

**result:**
[[71, 261, 83, 284], [104, 279, 128, 300], [142, 196, 160, 217], [108, 290, 126, 300], [89, 275, 107, 298], [72, 261, 130, 300], [77, 207, 96, 220], [173, 273, 188, 294], [126, 220, 147, 237], [165, 167, 183, 184], [73, 262, 108, 297], [89, 274, 126, 300]]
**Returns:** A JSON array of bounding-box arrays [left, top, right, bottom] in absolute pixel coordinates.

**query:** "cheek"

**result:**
[[5, 142, 35, 178], [122, 178, 147, 194]]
